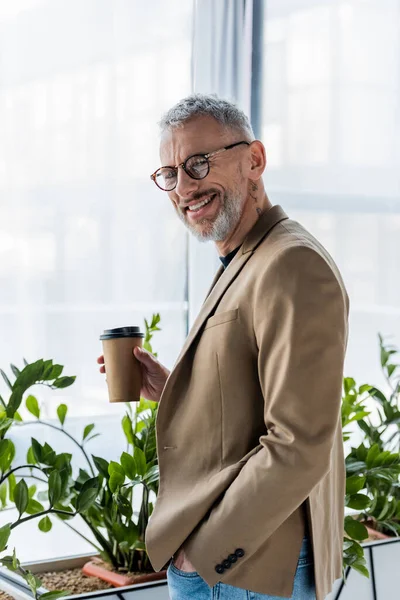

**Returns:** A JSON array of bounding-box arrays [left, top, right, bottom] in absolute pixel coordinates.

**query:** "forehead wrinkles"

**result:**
[[159, 119, 233, 166]]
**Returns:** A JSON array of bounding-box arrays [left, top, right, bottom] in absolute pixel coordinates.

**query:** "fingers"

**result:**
[[97, 355, 105, 373], [133, 346, 154, 365]]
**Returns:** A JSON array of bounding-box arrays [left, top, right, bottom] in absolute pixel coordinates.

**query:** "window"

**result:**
[[0, 0, 194, 418], [262, 0, 400, 387]]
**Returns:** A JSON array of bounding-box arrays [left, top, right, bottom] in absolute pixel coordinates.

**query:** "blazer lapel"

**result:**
[[203, 264, 224, 302], [173, 205, 289, 371]]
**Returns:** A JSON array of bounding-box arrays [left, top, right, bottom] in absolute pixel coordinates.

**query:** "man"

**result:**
[[99, 94, 349, 600]]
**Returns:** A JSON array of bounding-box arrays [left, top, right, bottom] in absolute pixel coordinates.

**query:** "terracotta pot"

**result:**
[[82, 559, 167, 587], [363, 521, 391, 541]]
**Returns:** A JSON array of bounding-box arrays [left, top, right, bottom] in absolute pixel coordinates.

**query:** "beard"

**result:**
[[176, 188, 244, 243]]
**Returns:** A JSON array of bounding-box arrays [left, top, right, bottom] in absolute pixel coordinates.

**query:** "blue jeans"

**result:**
[[167, 536, 316, 600]]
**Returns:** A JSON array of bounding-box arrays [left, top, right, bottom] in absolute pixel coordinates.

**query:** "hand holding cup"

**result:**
[[98, 327, 170, 403]]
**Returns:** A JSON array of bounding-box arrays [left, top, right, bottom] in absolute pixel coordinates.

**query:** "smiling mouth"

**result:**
[[184, 193, 217, 213]]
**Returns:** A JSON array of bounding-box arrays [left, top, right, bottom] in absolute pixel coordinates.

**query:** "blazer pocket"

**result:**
[[204, 308, 239, 330]]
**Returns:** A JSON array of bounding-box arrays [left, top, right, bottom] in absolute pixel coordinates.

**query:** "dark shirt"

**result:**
[[219, 246, 241, 269]]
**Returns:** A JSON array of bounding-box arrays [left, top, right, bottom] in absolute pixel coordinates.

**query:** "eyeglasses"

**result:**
[[150, 141, 250, 191]]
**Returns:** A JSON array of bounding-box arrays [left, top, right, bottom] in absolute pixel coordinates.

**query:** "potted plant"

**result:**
[[0, 315, 169, 599], [330, 335, 400, 599]]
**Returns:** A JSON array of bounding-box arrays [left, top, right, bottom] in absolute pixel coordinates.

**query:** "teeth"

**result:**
[[188, 195, 214, 211]]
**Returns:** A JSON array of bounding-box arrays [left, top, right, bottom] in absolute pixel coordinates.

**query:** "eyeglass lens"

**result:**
[[155, 154, 210, 191]]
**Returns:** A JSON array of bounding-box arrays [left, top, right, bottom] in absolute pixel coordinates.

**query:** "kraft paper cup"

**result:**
[[100, 326, 145, 403]]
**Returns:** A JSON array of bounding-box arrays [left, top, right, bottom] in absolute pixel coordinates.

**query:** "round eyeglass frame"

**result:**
[[150, 141, 250, 191]]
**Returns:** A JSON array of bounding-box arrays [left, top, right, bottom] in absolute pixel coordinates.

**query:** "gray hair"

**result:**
[[159, 93, 255, 141]]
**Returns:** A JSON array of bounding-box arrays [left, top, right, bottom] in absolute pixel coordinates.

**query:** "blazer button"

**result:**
[[235, 548, 245, 558], [228, 553, 237, 563], [222, 559, 231, 569], [215, 564, 225, 574]]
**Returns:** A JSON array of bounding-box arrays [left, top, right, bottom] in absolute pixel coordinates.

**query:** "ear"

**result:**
[[247, 141, 267, 181]]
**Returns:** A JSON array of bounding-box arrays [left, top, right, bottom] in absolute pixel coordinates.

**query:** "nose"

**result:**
[[174, 166, 200, 200]]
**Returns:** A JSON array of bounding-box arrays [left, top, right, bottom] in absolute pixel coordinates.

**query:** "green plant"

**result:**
[[0, 359, 90, 599], [53, 314, 161, 573], [341, 335, 400, 578], [0, 314, 161, 598]]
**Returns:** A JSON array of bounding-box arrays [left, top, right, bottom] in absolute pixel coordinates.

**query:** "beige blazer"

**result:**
[[145, 205, 349, 600]]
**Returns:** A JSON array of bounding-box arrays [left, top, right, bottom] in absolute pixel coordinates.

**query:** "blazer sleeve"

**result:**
[[183, 243, 349, 584]]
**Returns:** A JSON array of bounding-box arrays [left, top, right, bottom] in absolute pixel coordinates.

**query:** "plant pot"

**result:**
[[364, 523, 391, 541], [82, 557, 168, 587], [0, 553, 169, 600]]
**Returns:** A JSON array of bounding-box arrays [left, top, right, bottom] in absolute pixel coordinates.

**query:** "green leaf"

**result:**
[[53, 503, 74, 521], [344, 517, 369, 541], [25, 571, 42, 596], [376, 495, 391, 520], [48, 471, 62, 507], [31, 438, 43, 463], [369, 387, 387, 405], [346, 475, 366, 496], [387, 364, 397, 378], [14, 480, 29, 516], [0, 439, 15, 473], [85, 433, 100, 443], [109, 472, 125, 493], [346, 412, 370, 424], [92, 455, 110, 479], [344, 378, 356, 394], [53, 376, 76, 389], [40, 360, 53, 380], [347, 494, 371, 510], [57, 404, 68, 426], [359, 384, 372, 395], [0, 439, 10, 458], [39, 516, 52, 532], [108, 461, 125, 477], [13, 411, 22, 422], [76, 477, 99, 512], [0, 370, 13, 391], [40, 591, 70, 599], [49, 365, 64, 380], [356, 444, 368, 462], [0, 415, 13, 433], [77, 468, 90, 485], [42, 442, 56, 466], [122, 414, 134, 445], [0, 439, 15, 472], [114, 493, 133, 519], [26, 499, 45, 515], [10, 364, 20, 378], [28, 485, 37, 498], [381, 347, 389, 367], [15, 360, 45, 391], [0, 524, 11, 552], [6, 387, 23, 418], [120, 452, 137, 480], [8, 473, 16, 502], [83, 424, 95, 441], [0, 483, 7, 508], [366, 444, 380, 469], [26, 395, 40, 419], [0, 439, 12, 466], [27, 446, 36, 465], [134, 447, 146, 476], [142, 464, 159, 485], [351, 562, 370, 578]]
